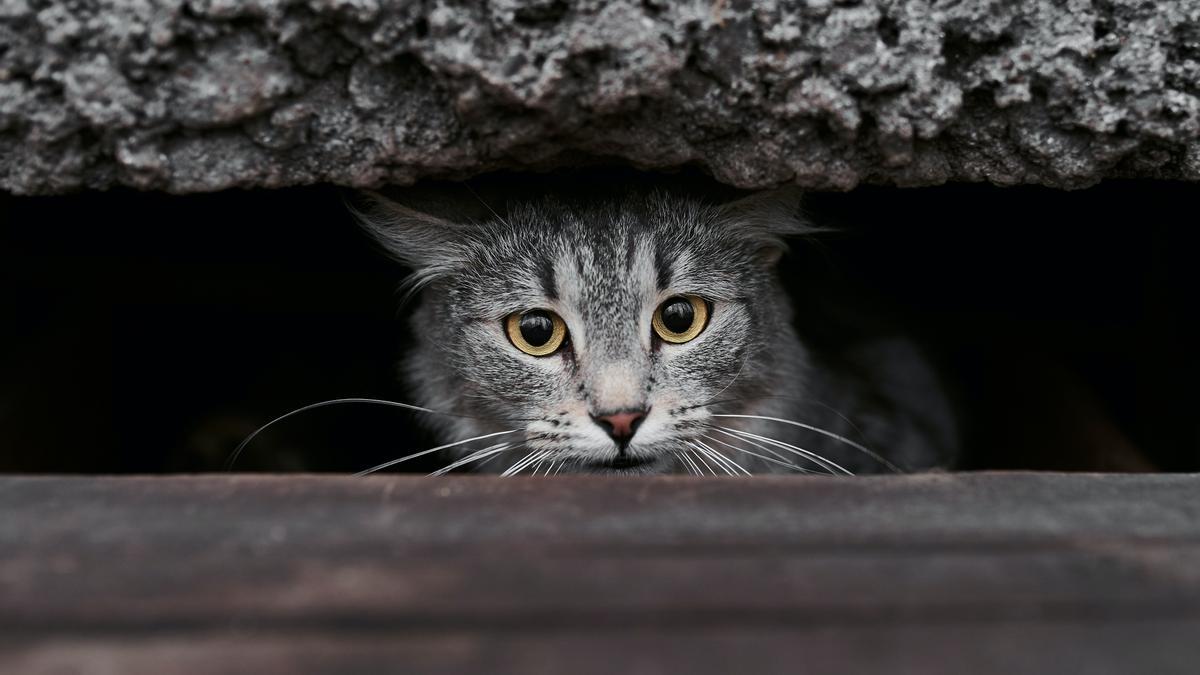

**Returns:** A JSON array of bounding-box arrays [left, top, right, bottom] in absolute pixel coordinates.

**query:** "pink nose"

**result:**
[[592, 409, 648, 447]]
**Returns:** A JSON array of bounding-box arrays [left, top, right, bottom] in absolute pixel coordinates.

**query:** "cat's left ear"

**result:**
[[716, 185, 817, 265], [349, 186, 495, 274]]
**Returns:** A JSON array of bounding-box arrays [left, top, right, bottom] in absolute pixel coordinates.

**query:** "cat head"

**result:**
[[355, 184, 815, 473]]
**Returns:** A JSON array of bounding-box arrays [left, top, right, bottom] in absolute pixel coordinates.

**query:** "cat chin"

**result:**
[[582, 464, 668, 476], [572, 454, 683, 475]]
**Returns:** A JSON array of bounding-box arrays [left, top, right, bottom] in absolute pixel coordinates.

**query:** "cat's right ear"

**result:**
[[716, 185, 822, 265], [349, 189, 478, 274]]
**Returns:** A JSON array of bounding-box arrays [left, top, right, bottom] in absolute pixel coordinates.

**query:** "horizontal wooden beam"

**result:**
[[3, 474, 1199, 673]]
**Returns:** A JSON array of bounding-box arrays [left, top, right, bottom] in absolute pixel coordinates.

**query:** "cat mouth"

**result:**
[[586, 455, 657, 472]]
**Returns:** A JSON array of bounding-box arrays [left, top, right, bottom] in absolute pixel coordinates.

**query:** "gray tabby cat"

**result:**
[[356, 186, 957, 475]]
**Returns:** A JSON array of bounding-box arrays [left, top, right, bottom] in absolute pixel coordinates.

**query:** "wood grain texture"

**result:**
[[2, 473, 1199, 674]]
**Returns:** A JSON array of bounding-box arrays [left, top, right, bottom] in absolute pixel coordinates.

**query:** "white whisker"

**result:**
[[529, 452, 556, 476], [692, 440, 751, 476], [691, 444, 732, 476], [699, 434, 812, 474], [529, 451, 556, 475], [697, 439, 752, 476], [689, 447, 721, 476], [464, 183, 512, 228], [428, 442, 516, 476], [708, 427, 794, 465], [712, 413, 900, 473], [714, 426, 852, 476], [676, 451, 702, 476], [474, 451, 506, 471], [704, 430, 819, 474], [500, 449, 541, 477], [502, 449, 554, 477], [228, 397, 475, 470], [355, 428, 523, 476]]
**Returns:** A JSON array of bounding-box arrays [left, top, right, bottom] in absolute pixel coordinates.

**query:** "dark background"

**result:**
[[1, 173, 1196, 473]]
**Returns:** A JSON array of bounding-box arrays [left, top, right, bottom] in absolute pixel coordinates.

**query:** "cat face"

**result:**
[[358, 187, 811, 473]]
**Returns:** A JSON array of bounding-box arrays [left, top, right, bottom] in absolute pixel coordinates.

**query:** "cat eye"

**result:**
[[505, 309, 567, 356], [652, 295, 709, 344]]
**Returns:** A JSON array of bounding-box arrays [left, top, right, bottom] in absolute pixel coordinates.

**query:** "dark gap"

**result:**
[[0, 173, 1195, 473], [513, 0, 570, 26], [939, 30, 1014, 74], [878, 16, 900, 47]]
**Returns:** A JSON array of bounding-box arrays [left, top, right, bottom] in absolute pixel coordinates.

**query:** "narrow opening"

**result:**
[[2, 173, 1195, 474]]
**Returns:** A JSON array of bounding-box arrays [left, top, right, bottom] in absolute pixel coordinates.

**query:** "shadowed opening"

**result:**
[[2, 171, 1196, 473]]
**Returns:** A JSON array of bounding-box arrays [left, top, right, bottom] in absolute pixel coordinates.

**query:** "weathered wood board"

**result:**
[[2, 473, 1199, 674]]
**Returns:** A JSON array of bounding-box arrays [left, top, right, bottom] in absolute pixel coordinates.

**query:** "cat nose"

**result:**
[[591, 408, 648, 449]]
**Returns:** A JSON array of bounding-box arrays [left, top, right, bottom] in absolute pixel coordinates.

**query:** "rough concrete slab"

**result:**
[[2, 1, 1199, 194]]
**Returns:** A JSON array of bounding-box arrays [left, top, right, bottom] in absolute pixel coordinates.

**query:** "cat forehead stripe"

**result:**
[[653, 243, 673, 290], [537, 256, 558, 301]]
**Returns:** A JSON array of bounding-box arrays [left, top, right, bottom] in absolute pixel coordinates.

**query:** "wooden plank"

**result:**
[[2, 474, 1200, 673]]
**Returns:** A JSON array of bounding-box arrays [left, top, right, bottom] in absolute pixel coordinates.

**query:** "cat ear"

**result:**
[[350, 187, 491, 273], [716, 185, 817, 264]]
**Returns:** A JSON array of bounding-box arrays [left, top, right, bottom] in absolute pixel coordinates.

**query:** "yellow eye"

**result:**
[[652, 295, 709, 344], [505, 309, 567, 356]]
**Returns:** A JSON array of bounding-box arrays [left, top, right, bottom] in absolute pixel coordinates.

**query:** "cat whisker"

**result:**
[[697, 439, 754, 476], [527, 451, 556, 476], [226, 397, 523, 470], [681, 449, 700, 475], [711, 425, 852, 476], [463, 183, 512, 228], [712, 413, 901, 473], [696, 449, 720, 475], [691, 440, 751, 476], [689, 442, 732, 475], [688, 447, 721, 476], [355, 428, 524, 476], [529, 452, 556, 475], [683, 395, 871, 453], [428, 442, 518, 476], [500, 449, 540, 477], [700, 434, 817, 474], [675, 450, 702, 476], [685, 394, 889, 470], [704, 428, 804, 470], [502, 448, 554, 477], [474, 450, 508, 471]]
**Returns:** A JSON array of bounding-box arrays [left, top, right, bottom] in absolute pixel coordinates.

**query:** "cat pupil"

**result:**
[[661, 298, 694, 334], [519, 311, 554, 346]]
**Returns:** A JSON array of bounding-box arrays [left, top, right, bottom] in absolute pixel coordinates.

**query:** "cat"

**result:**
[[353, 183, 958, 475]]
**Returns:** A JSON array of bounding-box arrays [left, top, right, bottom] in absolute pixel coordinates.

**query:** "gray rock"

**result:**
[[1, 0, 1199, 194]]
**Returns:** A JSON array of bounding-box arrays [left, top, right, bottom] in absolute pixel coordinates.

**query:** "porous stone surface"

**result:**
[[2, 0, 1199, 194]]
